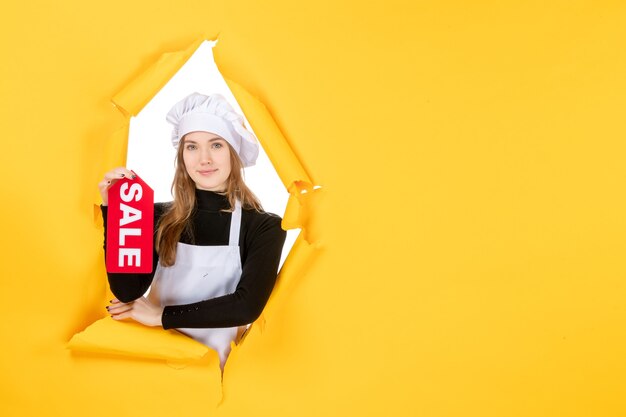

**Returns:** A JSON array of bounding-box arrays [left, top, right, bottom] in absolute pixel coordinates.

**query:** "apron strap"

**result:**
[[228, 200, 242, 246]]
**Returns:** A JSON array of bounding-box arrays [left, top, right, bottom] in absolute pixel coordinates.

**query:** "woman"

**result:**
[[99, 93, 287, 369]]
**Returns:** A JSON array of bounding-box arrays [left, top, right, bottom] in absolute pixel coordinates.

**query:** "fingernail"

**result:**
[[120, 174, 125, 177], [107, 181, 111, 184], [131, 174, 136, 179], [106, 306, 110, 310], [109, 300, 113, 303]]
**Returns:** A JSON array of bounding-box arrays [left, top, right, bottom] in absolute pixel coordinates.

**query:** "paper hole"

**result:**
[[126, 40, 298, 269]]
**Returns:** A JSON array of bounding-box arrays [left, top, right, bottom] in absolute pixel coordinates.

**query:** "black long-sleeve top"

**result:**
[[101, 188, 287, 329]]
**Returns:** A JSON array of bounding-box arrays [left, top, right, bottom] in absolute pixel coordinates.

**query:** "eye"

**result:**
[[212, 142, 223, 149], [185, 144, 197, 151]]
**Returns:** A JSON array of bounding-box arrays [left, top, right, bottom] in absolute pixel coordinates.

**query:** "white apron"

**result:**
[[148, 200, 244, 369]]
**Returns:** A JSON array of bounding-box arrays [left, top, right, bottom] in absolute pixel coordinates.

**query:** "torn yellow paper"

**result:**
[[4, 2, 626, 416], [112, 38, 206, 116], [223, 78, 313, 189], [93, 123, 131, 219], [224, 78, 317, 233], [76, 36, 320, 373], [67, 316, 212, 362], [264, 233, 318, 310]]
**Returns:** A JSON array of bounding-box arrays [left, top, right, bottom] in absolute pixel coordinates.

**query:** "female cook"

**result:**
[[99, 93, 287, 369]]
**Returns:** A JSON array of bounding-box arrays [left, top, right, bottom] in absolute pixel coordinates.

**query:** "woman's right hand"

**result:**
[[98, 167, 136, 206]]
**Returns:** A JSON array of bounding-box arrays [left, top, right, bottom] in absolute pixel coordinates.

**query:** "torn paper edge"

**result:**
[[86, 36, 321, 387]]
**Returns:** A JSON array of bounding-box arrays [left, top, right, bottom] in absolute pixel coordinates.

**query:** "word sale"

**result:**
[[117, 183, 143, 267], [106, 175, 154, 274]]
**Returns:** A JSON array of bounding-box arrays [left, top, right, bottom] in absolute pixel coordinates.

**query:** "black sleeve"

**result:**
[[161, 214, 287, 329], [101, 204, 164, 303]]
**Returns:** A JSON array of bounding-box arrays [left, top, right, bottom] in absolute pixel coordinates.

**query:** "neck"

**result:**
[[195, 188, 230, 211]]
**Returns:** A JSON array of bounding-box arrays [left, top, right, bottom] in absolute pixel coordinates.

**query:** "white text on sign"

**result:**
[[118, 182, 143, 267]]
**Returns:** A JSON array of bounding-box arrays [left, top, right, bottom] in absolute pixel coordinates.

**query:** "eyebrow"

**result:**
[[185, 137, 225, 144]]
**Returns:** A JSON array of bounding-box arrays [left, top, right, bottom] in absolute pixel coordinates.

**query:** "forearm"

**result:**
[[161, 291, 265, 328], [107, 267, 157, 302], [101, 204, 158, 302], [162, 217, 287, 329]]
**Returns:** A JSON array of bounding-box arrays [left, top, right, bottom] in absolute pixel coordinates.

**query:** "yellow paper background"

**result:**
[[2, 1, 626, 416]]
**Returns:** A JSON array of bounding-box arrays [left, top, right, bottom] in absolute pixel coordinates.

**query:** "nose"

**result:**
[[200, 147, 212, 165]]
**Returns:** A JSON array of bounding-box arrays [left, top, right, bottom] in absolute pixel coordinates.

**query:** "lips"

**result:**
[[198, 169, 218, 175]]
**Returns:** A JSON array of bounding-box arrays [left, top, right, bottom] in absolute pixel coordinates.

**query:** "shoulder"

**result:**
[[154, 201, 171, 219], [242, 209, 285, 235], [243, 208, 283, 223]]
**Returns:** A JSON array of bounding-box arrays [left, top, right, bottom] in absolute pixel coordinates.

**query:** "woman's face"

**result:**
[[182, 131, 232, 192]]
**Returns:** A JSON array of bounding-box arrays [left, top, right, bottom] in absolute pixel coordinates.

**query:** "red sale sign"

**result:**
[[105, 172, 154, 273]]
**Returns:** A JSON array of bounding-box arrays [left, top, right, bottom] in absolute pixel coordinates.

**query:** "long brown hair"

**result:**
[[155, 136, 263, 267]]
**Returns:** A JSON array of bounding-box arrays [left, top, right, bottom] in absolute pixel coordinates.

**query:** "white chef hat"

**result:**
[[166, 92, 260, 167]]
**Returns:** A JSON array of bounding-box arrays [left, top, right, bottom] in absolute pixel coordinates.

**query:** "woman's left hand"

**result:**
[[107, 297, 163, 327]]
